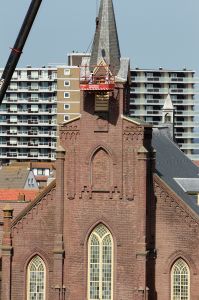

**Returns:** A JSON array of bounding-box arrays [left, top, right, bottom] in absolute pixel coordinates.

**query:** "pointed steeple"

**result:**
[[90, 0, 121, 75]]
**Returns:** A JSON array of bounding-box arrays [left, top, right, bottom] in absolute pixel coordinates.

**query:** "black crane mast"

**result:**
[[0, 0, 42, 103]]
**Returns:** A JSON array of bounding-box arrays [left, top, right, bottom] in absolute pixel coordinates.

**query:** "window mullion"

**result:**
[[99, 238, 103, 300]]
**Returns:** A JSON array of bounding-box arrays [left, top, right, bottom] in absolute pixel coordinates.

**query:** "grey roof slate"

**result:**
[[116, 58, 130, 82], [0, 166, 29, 189], [152, 128, 199, 214], [90, 0, 121, 75], [174, 178, 199, 193]]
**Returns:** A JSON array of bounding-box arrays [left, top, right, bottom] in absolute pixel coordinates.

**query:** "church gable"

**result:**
[[154, 174, 199, 230], [11, 180, 56, 234]]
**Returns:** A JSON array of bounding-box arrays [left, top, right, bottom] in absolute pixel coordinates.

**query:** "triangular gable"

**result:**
[[154, 174, 199, 226], [11, 180, 56, 228]]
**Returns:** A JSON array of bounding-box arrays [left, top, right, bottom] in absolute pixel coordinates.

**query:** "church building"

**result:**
[[2, 0, 199, 299]]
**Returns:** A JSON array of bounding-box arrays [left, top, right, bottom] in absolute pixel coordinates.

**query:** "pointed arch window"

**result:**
[[27, 255, 46, 300], [88, 224, 113, 300], [171, 258, 190, 300]]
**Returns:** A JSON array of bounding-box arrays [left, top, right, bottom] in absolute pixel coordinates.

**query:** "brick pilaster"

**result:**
[[53, 145, 65, 300], [1, 205, 13, 300], [136, 146, 149, 299]]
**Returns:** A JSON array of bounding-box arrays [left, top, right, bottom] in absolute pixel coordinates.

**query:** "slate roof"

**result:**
[[152, 128, 199, 214], [174, 178, 199, 193], [90, 0, 121, 75], [0, 166, 30, 189]]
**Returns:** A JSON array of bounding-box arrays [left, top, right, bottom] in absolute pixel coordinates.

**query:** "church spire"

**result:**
[[90, 0, 121, 75]]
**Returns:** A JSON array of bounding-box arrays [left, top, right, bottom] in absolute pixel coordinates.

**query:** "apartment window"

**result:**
[[171, 259, 190, 300], [31, 71, 39, 79], [146, 72, 153, 77], [31, 82, 39, 90], [64, 92, 70, 99], [88, 224, 113, 300], [41, 70, 48, 79], [10, 105, 17, 112], [10, 116, 17, 124], [10, 82, 18, 90], [64, 104, 70, 110], [10, 93, 18, 101], [171, 73, 177, 78], [31, 105, 39, 112], [64, 115, 70, 121], [31, 93, 39, 100], [64, 80, 70, 87], [12, 71, 18, 79], [64, 69, 70, 76], [10, 137, 17, 145], [21, 71, 27, 79], [27, 256, 46, 300]]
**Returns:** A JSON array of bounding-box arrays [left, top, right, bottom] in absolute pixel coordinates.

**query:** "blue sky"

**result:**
[[0, 0, 199, 73]]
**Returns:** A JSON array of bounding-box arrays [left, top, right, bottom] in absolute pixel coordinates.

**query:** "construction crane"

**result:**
[[0, 0, 42, 103]]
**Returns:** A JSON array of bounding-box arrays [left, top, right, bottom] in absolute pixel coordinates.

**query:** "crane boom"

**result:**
[[0, 0, 43, 103]]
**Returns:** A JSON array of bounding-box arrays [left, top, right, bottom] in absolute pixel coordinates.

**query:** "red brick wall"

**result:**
[[154, 175, 199, 300], [5, 82, 199, 300]]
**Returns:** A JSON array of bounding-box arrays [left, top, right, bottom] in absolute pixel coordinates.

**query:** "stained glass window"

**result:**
[[88, 224, 113, 300], [171, 258, 190, 300], [27, 255, 46, 300]]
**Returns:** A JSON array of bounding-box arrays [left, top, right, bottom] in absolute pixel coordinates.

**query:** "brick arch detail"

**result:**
[[90, 147, 113, 189], [164, 250, 198, 275], [86, 143, 117, 166], [20, 247, 53, 273], [82, 218, 119, 247]]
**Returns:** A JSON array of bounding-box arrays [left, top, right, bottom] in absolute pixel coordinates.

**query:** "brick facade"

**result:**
[[1, 77, 199, 300], [1, 0, 199, 298]]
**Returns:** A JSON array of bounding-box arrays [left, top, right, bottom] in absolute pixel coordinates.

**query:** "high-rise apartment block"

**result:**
[[130, 68, 198, 160], [0, 67, 57, 163], [0, 61, 198, 163]]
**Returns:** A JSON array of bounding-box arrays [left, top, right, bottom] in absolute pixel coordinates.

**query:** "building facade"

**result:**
[[130, 68, 199, 159], [0, 65, 198, 163], [2, 1, 199, 300], [0, 67, 57, 163]]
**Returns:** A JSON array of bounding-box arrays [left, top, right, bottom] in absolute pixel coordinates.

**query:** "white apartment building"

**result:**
[[130, 68, 199, 160], [0, 67, 57, 163], [0, 63, 198, 163]]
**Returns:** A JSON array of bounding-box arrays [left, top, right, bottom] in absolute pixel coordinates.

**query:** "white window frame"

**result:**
[[64, 104, 70, 110], [64, 68, 70, 76], [64, 80, 70, 87], [88, 224, 114, 300], [64, 115, 70, 121], [64, 92, 70, 99], [171, 259, 190, 300], [27, 255, 46, 300]]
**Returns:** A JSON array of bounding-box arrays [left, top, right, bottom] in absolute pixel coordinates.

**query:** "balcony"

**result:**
[[131, 87, 195, 94], [175, 121, 197, 127], [131, 76, 199, 84]]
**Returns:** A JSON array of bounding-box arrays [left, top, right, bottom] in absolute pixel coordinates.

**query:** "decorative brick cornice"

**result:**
[[11, 180, 56, 230], [154, 174, 199, 229]]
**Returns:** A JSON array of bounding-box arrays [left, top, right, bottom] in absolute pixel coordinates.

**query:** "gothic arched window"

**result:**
[[27, 255, 46, 300], [88, 224, 113, 300], [171, 258, 190, 300]]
